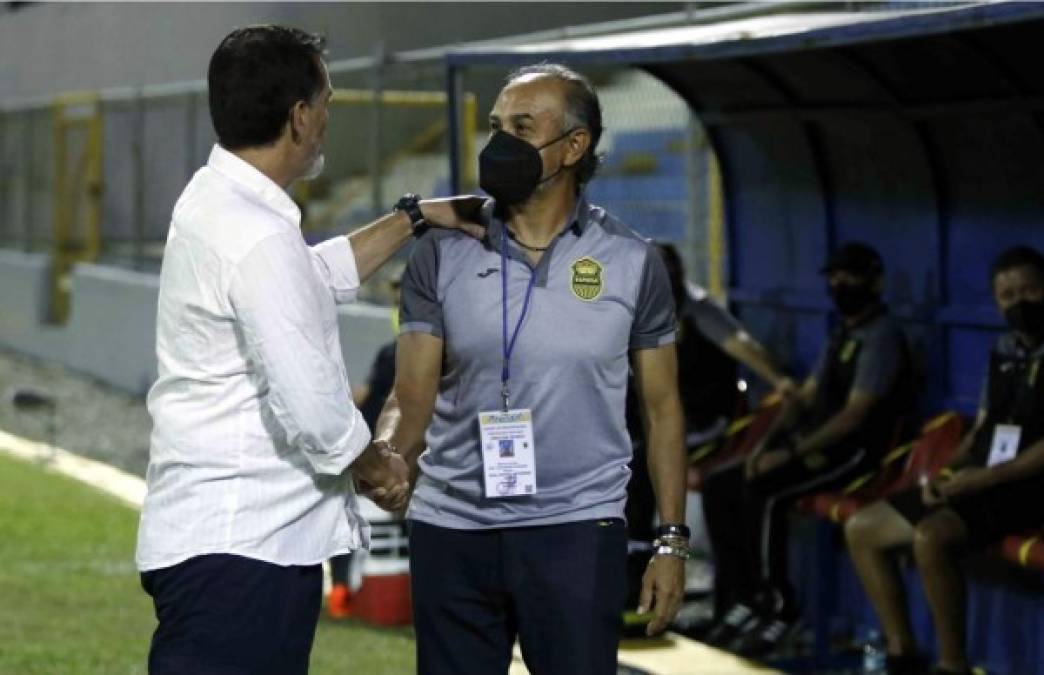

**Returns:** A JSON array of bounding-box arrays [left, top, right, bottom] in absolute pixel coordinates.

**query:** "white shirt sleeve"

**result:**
[[229, 232, 371, 475], [309, 236, 361, 305]]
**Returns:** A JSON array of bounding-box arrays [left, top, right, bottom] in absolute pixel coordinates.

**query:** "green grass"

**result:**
[[0, 452, 415, 675]]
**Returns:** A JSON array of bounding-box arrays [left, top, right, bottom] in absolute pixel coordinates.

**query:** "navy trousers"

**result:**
[[409, 518, 628, 675], [141, 554, 322, 675]]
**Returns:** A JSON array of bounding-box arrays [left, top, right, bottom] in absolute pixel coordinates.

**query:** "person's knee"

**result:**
[[846, 503, 897, 549], [913, 513, 965, 560], [844, 509, 878, 550]]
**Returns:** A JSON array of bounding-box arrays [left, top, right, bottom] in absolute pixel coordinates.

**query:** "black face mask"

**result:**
[[1005, 299, 1044, 340], [829, 282, 877, 317], [479, 129, 575, 206]]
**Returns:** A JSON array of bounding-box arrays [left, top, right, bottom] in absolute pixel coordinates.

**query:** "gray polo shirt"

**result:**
[[976, 331, 1044, 411], [810, 310, 908, 399], [400, 197, 676, 529]]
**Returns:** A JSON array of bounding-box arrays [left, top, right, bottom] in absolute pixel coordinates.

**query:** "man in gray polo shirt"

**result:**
[[373, 64, 688, 675], [703, 242, 916, 657]]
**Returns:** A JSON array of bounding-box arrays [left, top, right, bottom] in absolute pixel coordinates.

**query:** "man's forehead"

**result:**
[[493, 76, 565, 116], [996, 265, 1044, 290]]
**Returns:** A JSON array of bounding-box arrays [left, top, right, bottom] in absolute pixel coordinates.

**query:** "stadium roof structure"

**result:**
[[444, 1, 1044, 197], [445, 1, 1044, 67], [443, 0, 1044, 416]]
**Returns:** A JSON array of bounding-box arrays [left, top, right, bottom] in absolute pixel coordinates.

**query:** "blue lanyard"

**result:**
[[500, 228, 538, 411]]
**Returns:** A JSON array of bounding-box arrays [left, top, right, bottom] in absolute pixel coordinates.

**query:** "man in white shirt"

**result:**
[[135, 25, 480, 675]]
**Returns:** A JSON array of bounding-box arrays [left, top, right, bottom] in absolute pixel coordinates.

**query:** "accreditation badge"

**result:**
[[477, 409, 537, 498], [987, 423, 1021, 467]]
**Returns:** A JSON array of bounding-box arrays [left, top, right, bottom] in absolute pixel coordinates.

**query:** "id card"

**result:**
[[478, 409, 537, 498], [987, 423, 1021, 467]]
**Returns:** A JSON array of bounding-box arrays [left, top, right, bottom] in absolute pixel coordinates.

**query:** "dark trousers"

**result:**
[[329, 553, 352, 585], [409, 518, 628, 675], [703, 448, 868, 615], [141, 554, 322, 675]]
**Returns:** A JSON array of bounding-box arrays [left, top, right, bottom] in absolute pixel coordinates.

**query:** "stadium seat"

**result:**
[[1000, 531, 1044, 570], [686, 398, 782, 491], [798, 411, 966, 523]]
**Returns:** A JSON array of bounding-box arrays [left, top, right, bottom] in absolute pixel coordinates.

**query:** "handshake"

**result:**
[[351, 439, 411, 512]]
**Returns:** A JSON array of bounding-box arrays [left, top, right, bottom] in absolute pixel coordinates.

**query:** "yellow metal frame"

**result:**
[[330, 88, 478, 186], [51, 91, 103, 322], [301, 88, 478, 231], [706, 150, 725, 299]]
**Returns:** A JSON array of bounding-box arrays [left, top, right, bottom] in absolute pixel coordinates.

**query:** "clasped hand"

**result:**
[[352, 442, 410, 512]]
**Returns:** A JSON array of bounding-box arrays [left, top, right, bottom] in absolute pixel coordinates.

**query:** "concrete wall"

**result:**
[[0, 250, 394, 396]]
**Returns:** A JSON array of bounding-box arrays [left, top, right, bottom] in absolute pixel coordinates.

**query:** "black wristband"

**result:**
[[654, 523, 690, 540], [393, 193, 427, 236]]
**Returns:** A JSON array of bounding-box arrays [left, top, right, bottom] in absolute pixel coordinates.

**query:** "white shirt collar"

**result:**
[[207, 144, 302, 227]]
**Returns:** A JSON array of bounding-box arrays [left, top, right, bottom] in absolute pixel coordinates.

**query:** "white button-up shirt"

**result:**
[[136, 145, 372, 571]]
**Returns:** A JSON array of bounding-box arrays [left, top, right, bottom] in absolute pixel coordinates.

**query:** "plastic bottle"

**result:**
[[862, 628, 887, 674]]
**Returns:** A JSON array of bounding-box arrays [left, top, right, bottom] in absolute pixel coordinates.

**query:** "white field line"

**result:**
[[0, 428, 145, 509], [0, 429, 776, 674]]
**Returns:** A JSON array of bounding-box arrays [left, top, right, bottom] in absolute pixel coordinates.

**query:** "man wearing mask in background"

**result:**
[[701, 242, 916, 657], [623, 242, 794, 597], [846, 246, 1044, 675], [372, 63, 688, 674]]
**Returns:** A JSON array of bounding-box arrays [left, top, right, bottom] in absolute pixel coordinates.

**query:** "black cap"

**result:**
[[819, 242, 884, 277]]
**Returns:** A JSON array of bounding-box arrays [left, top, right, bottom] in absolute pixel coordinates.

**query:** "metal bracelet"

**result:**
[[652, 535, 689, 549], [652, 544, 693, 561], [655, 523, 691, 539], [373, 438, 399, 455]]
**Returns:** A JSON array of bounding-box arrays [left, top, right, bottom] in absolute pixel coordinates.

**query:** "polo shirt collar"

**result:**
[[206, 144, 301, 227], [484, 194, 594, 249], [1009, 331, 1044, 359]]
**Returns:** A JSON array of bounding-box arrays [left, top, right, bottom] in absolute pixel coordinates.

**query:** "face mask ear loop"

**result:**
[[534, 128, 581, 186]]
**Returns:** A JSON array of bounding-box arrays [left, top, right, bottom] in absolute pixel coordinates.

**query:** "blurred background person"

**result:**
[[702, 242, 916, 657], [845, 245, 1044, 675], [622, 241, 794, 632], [624, 241, 794, 544]]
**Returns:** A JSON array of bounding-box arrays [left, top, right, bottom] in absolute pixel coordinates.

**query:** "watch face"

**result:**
[[396, 194, 420, 213]]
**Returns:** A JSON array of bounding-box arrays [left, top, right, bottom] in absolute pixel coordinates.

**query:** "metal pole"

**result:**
[[133, 89, 146, 270], [707, 142, 725, 299], [24, 112, 34, 252], [461, 94, 478, 191], [0, 113, 8, 248], [446, 64, 462, 195], [370, 42, 385, 218]]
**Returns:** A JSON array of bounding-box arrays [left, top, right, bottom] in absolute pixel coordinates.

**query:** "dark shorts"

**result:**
[[140, 554, 322, 675], [888, 475, 1044, 546]]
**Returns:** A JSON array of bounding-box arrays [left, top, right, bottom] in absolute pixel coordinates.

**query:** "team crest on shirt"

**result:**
[[570, 257, 604, 301]]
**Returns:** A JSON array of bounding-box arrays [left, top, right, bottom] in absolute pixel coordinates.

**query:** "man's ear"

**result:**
[[288, 100, 308, 144], [564, 128, 591, 168]]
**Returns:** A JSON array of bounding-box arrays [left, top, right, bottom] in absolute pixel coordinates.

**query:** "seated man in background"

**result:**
[[845, 245, 1044, 675], [702, 242, 916, 656], [624, 243, 794, 585]]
